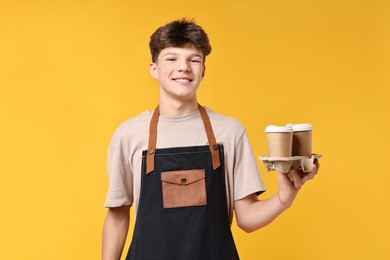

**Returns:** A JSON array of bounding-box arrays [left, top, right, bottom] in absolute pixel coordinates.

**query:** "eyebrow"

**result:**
[[163, 52, 203, 58], [191, 54, 203, 58], [163, 52, 177, 56]]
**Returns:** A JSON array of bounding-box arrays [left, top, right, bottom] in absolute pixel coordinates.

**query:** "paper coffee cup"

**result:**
[[291, 124, 312, 157], [265, 125, 293, 157]]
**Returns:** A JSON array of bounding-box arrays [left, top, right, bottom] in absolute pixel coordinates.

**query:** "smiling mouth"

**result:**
[[172, 78, 193, 82]]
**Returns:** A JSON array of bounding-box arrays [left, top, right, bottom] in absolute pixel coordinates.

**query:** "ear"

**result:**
[[149, 63, 158, 79]]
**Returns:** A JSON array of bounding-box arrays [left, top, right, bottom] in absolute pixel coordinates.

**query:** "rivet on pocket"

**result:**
[[181, 178, 187, 184]]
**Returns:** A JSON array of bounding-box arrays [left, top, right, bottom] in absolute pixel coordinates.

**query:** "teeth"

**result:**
[[173, 78, 191, 82]]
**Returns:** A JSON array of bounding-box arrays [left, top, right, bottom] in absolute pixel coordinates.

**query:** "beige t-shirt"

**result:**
[[104, 107, 266, 224]]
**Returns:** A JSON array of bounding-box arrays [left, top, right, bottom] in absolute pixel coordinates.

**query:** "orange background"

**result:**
[[1, 0, 389, 259]]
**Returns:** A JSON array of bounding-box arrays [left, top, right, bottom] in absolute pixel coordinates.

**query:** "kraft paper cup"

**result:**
[[291, 124, 312, 157], [265, 125, 293, 157]]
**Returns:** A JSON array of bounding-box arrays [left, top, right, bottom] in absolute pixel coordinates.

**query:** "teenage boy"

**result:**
[[102, 19, 319, 260]]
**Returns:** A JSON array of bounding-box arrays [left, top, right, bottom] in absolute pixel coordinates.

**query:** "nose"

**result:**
[[177, 60, 191, 72]]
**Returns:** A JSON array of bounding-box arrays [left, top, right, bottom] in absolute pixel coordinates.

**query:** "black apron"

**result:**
[[126, 105, 239, 260]]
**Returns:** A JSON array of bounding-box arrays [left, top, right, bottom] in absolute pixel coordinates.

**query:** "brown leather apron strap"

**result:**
[[146, 105, 159, 174], [146, 104, 221, 174], [198, 104, 221, 171]]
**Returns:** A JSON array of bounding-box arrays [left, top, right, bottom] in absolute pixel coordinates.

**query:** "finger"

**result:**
[[278, 171, 289, 181], [286, 172, 294, 183], [302, 171, 315, 183], [312, 163, 318, 175], [302, 164, 317, 183], [279, 172, 294, 188], [314, 158, 320, 171], [297, 169, 308, 179], [290, 170, 303, 189]]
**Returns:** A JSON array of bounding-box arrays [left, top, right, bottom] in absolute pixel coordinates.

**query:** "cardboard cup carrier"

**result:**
[[260, 123, 321, 173]]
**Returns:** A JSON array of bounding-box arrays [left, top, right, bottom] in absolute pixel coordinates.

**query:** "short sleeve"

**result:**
[[233, 130, 266, 201], [104, 128, 133, 208]]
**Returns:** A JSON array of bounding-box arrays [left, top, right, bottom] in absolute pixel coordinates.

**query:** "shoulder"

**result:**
[[109, 110, 151, 144], [114, 111, 151, 135], [205, 107, 246, 135]]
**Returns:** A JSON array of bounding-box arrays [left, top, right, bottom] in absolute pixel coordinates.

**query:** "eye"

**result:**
[[191, 59, 202, 63], [166, 57, 176, 61]]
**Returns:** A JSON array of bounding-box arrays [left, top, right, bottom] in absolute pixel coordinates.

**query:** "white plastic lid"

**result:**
[[265, 125, 294, 133], [292, 124, 312, 131]]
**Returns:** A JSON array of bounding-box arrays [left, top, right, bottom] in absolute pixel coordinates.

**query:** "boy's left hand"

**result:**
[[277, 159, 320, 207]]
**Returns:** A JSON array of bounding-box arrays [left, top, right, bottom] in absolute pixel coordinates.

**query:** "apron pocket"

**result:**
[[161, 169, 207, 208]]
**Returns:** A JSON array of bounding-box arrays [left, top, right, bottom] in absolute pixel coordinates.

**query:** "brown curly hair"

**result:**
[[149, 18, 212, 63]]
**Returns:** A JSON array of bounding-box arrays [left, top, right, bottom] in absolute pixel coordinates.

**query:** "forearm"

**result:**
[[235, 165, 319, 233], [235, 193, 289, 233], [102, 206, 130, 260]]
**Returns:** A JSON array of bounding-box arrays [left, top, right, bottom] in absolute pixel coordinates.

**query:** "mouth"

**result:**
[[172, 77, 193, 83]]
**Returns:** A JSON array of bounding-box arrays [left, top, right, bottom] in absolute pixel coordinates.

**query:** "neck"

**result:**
[[158, 98, 199, 116]]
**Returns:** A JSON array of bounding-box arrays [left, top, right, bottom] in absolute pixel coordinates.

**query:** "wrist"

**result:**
[[277, 191, 294, 210]]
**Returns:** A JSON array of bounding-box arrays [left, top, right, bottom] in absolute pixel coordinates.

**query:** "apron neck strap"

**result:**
[[146, 104, 221, 174]]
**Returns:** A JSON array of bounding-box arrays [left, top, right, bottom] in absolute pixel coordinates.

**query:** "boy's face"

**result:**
[[149, 45, 205, 102]]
